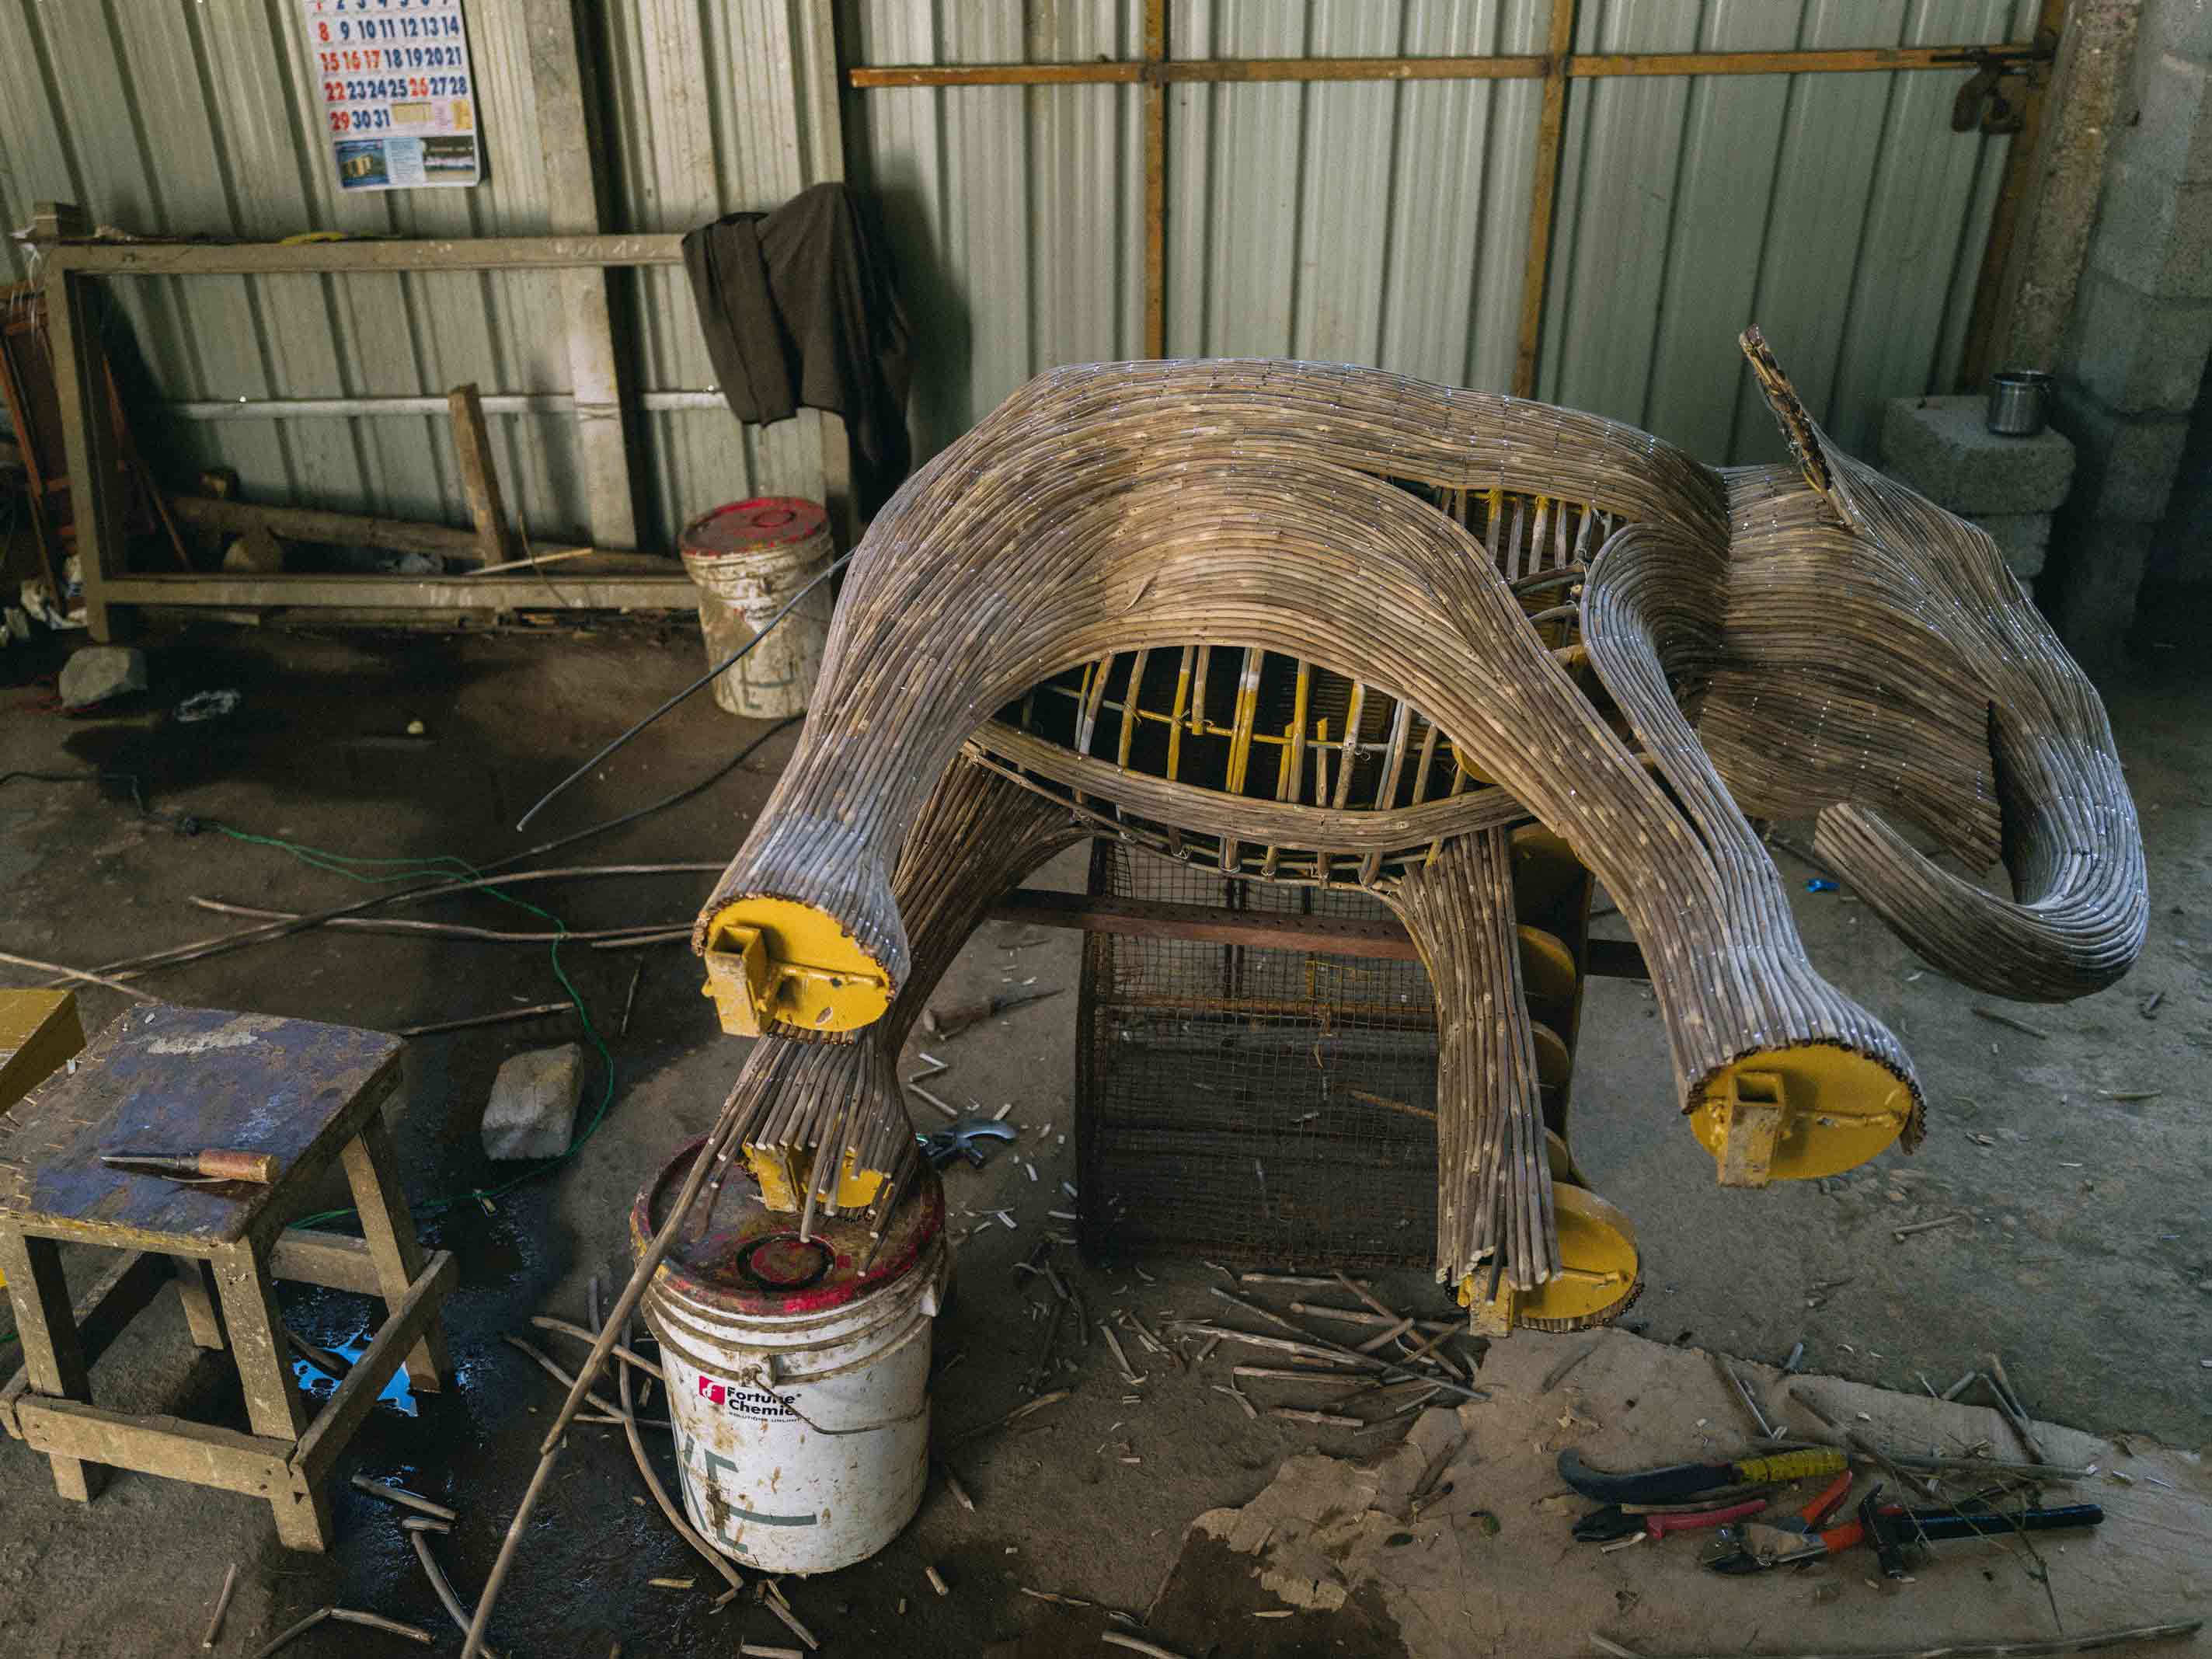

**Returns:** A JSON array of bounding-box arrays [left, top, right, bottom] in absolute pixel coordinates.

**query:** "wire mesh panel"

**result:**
[[1075, 840, 1440, 1269]]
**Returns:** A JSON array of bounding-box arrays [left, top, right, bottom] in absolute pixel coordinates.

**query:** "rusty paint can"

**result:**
[[630, 1139, 946, 1573], [678, 497, 834, 718]]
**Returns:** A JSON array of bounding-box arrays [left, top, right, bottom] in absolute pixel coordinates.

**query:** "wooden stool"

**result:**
[[0, 1005, 455, 1550]]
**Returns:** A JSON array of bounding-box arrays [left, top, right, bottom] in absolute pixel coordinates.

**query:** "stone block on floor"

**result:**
[[1972, 511, 2053, 580], [1879, 396, 2075, 514], [57, 646, 148, 710], [482, 1042, 585, 1161]]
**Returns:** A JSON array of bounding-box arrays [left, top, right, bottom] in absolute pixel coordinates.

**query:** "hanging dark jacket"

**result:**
[[682, 183, 913, 518]]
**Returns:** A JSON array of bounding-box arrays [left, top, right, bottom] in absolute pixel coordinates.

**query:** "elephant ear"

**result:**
[[1739, 326, 1868, 533]]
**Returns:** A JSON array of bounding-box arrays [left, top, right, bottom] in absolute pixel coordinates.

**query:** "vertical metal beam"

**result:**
[[1514, 0, 1579, 400], [524, 0, 639, 550], [1143, 0, 1169, 358]]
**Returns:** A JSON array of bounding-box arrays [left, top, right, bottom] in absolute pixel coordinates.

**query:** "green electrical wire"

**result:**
[[207, 824, 622, 1229]]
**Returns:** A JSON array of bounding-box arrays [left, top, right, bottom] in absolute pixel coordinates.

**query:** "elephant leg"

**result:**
[[719, 753, 1086, 1227], [1384, 830, 1556, 1295], [1385, 832, 1641, 1331], [1581, 523, 1923, 1184]]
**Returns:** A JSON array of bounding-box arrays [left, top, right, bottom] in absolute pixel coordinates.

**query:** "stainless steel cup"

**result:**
[[1987, 369, 2053, 437]]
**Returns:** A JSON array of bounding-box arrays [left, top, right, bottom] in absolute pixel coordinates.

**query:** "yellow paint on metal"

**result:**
[[700, 898, 893, 1036], [1531, 1020, 1573, 1089], [1688, 1046, 1914, 1185], [1458, 1183, 1642, 1333], [1517, 925, 1577, 1009], [744, 1143, 889, 1213]]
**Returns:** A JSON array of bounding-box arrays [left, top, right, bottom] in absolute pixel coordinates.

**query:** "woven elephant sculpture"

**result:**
[[688, 333, 2145, 1330]]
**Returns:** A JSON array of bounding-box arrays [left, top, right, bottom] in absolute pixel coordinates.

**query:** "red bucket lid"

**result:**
[[680, 497, 827, 556], [631, 1138, 942, 1316]]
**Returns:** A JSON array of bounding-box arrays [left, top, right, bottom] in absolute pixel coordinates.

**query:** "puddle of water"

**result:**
[[293, 1333, 417, 1417]]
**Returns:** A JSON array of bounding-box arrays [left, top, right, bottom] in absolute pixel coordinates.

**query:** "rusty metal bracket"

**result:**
[[1945, 33, 2057, 134]]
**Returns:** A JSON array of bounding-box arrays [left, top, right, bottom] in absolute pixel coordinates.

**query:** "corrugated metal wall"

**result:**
[[843, 0, 2035, 468], [0, 0, 836, 548], [1545, 0, 2036, 462], [1, 0, 2039, 542]]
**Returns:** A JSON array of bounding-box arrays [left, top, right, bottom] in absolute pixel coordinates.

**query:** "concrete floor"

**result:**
[[0, 619, 2203, 1658]]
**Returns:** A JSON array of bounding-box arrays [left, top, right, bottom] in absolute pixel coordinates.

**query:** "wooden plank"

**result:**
[[1142, 0, 1169, 358], [211, 1247, 308, 1443], [51, 235, 687, 278], [847, 45, 2013, 91], [293, 1251, 455, 1486], [270, 1229, 386, 1297], [0, 1232, 102, 1496], [0, 1246, 169, 1439], [340, 1116, 451, 1390], [1568, 45, 2023, 78], [172, 1256, 226, 1351], [96, 572, 698, 614], [446, 385, 520, 567], [169, 493, 588, 563], [16, 1397, 294, 1497], [1514, 0, 1578, 400], [0, 990, 82, 1112], [41, 268, 126, 641], [524, 0, 640, 551]]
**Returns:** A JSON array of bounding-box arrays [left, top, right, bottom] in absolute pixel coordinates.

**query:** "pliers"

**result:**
[[916, 1117, 1018, 1169], [1701, 1470, 1855, 1574], [1705, 1478, 2104, 1574], [1573, 1494, 1770, 1546]]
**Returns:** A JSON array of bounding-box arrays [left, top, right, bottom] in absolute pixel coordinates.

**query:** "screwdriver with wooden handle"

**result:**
[[99, 1148, 277, 1184]]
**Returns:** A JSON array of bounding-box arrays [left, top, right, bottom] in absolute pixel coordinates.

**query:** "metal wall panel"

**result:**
[[845, 0, 2034, 469], [1544, 0, 2035, 462], [0, 0, 834, 549], [841, 0, 1149, 454]]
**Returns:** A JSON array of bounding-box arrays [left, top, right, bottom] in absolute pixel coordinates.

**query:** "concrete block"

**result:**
[[2158, 0, 2212, 64], [57, 646, 148, 709], [482, 1042, 584, 1161], [2130, 52, 2212, 184], [1878, 396, 2075, 514], [2087, 160, 2212, 299], [1971, 511, 2052, 580], [2048, 519, 2155, 678], [2054, 391, 2191, 521], [2063, 267, 2212, 413]]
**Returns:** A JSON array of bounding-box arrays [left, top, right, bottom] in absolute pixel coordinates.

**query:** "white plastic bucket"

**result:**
[[631, 1144, 946, 1574], [678, 497, 834, 719]]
